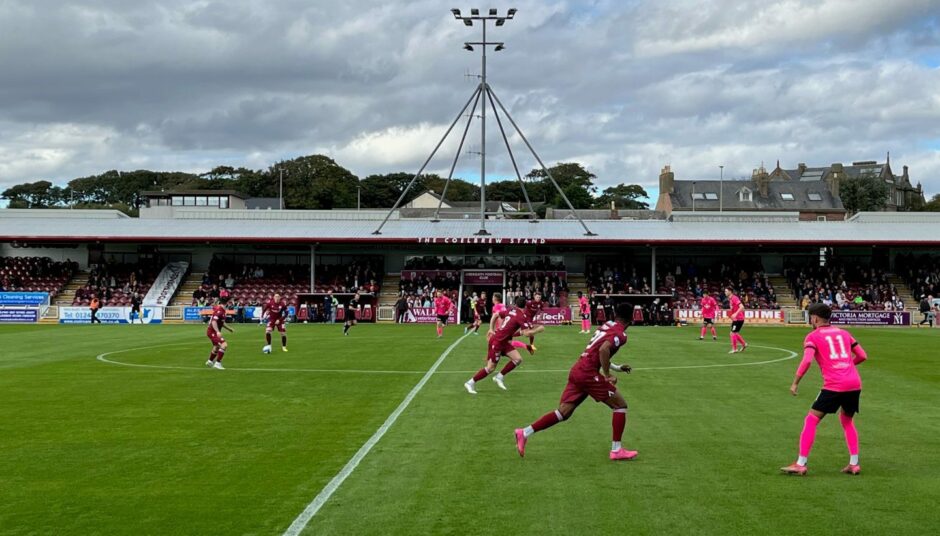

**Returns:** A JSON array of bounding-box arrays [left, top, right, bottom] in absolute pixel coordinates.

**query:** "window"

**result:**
[[196, 196, 207, 206], [691, 193, 705, 200], [704, 192, 718, 200], [738, 188, 752, 202], [807, 192, 822, 201], [171, 196, 183, 206], [220, 197, 229, 209], [817, 215, 827, 221], [184, 196, 196, 206], [780, 193, 795, 201]]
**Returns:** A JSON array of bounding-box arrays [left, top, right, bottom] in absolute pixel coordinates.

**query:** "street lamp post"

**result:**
[[719, 165, 724, 213], [279, 168, 284, 210]]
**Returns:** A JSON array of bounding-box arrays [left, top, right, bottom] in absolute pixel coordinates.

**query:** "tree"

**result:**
[[1, 180, 67, 208], [840, 174, 890, 213], [271, 155, 359, 210], [921, 193, 940, 211], [525, 162, 597, 209], [594, 183, 650, 210]]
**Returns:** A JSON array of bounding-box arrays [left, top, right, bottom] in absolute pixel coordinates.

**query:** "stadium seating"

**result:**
[[587, 258, 780, 310], [0, 256, 77, 301], [197, 257, 382, 307], [72, 263, 158, 307], [785, 263, 897, 311]]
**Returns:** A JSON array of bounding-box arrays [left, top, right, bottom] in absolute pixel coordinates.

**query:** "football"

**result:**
[[262, 345, 272, 354]]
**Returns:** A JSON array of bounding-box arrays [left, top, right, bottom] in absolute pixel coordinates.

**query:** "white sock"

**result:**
[[611, 441, 622, 451], [797, 456, 808, 466], [466, 379, 475, 386], [495, 373, 504, 381], [523, 426, 535, 438], [850, 454, 859, 465]]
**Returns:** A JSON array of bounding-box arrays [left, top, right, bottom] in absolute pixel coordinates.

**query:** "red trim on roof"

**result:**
[[1, 235, 938, 246]]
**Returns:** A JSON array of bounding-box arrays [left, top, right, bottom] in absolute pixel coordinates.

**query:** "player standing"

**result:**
[[342, 292, 361, 336], [699, 292, 718, 340], [434, 290, 454, 339], [578, 291, 590, 333], [464, 296, 544, 394], [205, 296, 235, 370], [781, 303, 867, 476], [724, 286, 748, 353], [514, 303, 637, 460], [263, 292, 289, 352]]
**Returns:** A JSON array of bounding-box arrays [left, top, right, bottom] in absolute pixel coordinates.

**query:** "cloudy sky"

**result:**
[[1, 0, 939, 202]]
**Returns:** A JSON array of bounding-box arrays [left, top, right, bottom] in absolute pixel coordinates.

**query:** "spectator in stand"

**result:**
[[224, 274, 235, 289]]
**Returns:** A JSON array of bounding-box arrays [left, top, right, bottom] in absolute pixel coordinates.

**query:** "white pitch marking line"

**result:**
[[97, 343, 796, 375], [437, 345, 798, 373], [281, 332, 471, 536]]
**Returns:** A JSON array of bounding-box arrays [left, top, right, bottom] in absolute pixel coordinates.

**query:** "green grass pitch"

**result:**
[[0, 323, 938, 535]]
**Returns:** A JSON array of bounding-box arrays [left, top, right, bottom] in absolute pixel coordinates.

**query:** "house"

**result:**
[[655, 165, 847, 221]]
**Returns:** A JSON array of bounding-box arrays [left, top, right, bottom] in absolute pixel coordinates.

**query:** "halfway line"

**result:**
[[282, 332, 471, 536]]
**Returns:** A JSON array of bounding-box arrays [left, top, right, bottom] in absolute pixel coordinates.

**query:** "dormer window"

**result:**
[[738, 188, 753, 202]]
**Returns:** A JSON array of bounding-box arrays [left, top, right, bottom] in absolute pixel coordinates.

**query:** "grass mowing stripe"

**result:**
[[282, 332, 471, 536]]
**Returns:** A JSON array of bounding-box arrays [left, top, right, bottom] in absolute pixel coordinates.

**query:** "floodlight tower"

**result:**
[[451, 8, 513, 234], [372, 9, 594, 236]]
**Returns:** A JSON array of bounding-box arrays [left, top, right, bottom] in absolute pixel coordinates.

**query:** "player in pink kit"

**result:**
[[434, 290, 454, 338], [514, 303, 637, 461], [724, 287, 748, 353], [205, 296, 235, 370], [464, 296, 544, 394], [578, 291, 590, 333], [781, 303, 867, 476], [263, 293, 289, 352], [699, 293, 718, 340]]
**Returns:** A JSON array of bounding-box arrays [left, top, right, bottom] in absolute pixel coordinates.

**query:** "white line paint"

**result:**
[[282, 332, 471, 536], [97, 343, 796, 375]]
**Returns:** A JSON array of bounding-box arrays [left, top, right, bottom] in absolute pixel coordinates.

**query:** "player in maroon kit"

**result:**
[[205, 296, 235, 370], [263, 292, 289, 352], [464, 296, 544, 394], [525, 291, 545, 347], [514, 303, 637, 460], [466, 290, 488, 335]]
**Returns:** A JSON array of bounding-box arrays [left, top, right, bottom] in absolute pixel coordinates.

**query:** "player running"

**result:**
[[465, 291, 488, 335], [488, 293, 535, 355], [578, 291, 590, 333], [263, 293, 289, 352], [699, 292, 718, 340], [525, 291, 545, 346], [724, 286, 748, 353], [464, 296, 544, 394], [434, 290, 455, 339], [342, 292, 360, 336], [514, 303, 637, 461], [205, 296, 235, 370], [781, 303, 867, 476]]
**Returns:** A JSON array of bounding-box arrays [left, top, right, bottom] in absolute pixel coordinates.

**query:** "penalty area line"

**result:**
[[282, 332, 471, 536]]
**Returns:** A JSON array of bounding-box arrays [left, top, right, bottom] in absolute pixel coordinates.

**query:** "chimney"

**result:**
[[752, 165, 770, 198], [798, 163, 807, 174], [903, 165, 909, 178], [828, 163, 843, 198], [659, 165, 675, 194], [610, 200, 620, 220]]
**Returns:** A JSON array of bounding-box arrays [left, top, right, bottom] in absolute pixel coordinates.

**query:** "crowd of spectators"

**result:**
[[588, 258, 779, 310], [0, 257, 77, 298], [503, 271, 568, 306], [785, 261, 898, 311], [74, 261, 158, 306], [896, 253, 940, 302]]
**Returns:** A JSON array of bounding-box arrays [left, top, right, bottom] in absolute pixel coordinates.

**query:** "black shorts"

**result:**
[[581, 313, 590, 320], [438, 314, 449, 325], [812, 389, 861, 415], [730, 320, 744, 332], [703, 317, 714, 325]]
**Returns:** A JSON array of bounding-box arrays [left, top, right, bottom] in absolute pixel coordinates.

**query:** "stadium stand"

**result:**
[[897, 252, 940, 302], [72, 262, 159, 306], [784, 261, 898, 311], [0, 256, 77, 301]]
